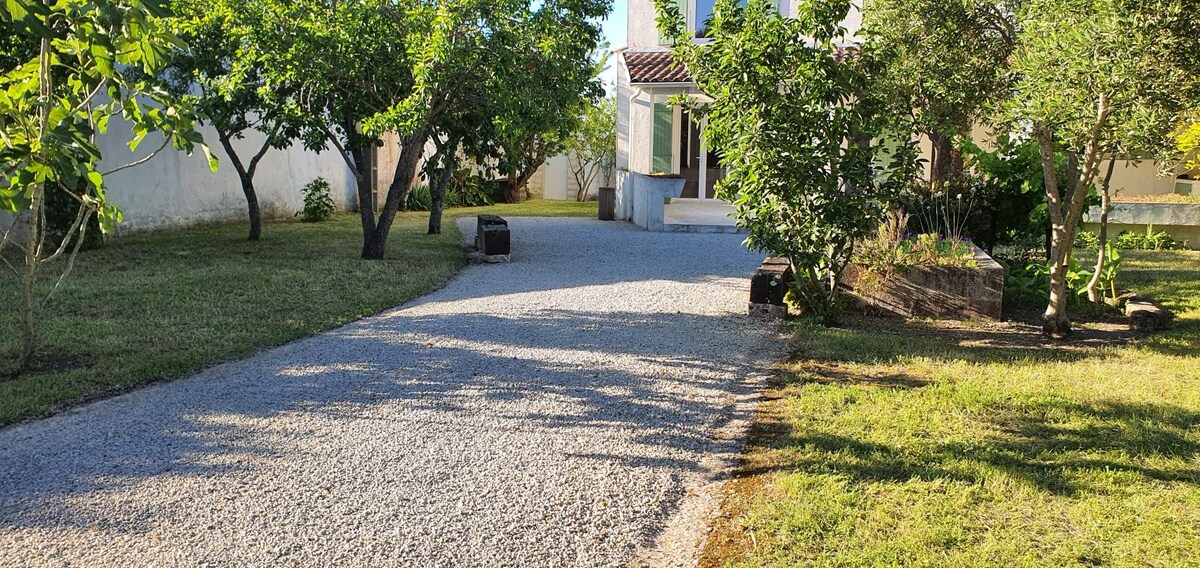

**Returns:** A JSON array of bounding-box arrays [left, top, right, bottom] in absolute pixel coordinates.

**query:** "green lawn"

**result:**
[[0, 200, 597, 426], [702, 250, 1200, 567]]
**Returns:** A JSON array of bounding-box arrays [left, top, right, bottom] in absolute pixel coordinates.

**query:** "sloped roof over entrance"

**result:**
[[624, 51, 692, 84]]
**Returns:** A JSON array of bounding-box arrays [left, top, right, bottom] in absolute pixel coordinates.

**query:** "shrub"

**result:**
[[406, 183, 432, 211], [299, 177, 336, 222], [1113, 225, 1186, 250], [446, 170, 494, 207], [1074, 230, 1100, 250], [999, 246, 1122, 307]]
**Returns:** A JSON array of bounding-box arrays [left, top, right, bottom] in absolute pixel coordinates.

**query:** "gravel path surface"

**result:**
[[0, 217, 783, 567]]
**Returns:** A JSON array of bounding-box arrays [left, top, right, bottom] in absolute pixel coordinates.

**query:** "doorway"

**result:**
[[678, 110, 724, 199]]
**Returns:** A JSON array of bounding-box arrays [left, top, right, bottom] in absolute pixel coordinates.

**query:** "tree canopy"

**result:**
[[1005, 0, 1200, 336], [1, 0, 211, 368]]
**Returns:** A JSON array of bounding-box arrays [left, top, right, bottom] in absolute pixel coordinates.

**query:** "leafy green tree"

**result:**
[[242, 0, 419, 259], [485, 0, 607, 203], [1, 0, 212, 370], [1006, 0, 1200, 337], [245, 0, 605, 254], [166, 0, 299, 241], [862, 0, 1015, 185], [658, 0, 900, 324], [566, 97, 617, 201]]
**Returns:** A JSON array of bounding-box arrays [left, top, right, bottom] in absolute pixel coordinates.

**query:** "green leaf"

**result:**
[[201, 143, 219, 172]]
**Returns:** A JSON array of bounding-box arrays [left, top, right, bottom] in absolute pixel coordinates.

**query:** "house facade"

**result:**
[[613, 0, 1198, 245], [614, 0, 862, 201]]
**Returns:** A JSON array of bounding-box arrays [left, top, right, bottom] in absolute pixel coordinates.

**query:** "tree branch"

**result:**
[[100, 136, 171, 176]]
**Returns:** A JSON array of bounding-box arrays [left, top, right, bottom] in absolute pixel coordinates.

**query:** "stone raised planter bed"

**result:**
[[1084, 201, 1200, 249], [840, 247, 1005, 321]]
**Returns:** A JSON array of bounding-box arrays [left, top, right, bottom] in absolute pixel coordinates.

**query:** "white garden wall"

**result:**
[[97, 118, 356, 235]]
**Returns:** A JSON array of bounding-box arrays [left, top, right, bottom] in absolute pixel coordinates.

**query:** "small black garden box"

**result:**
[[476, 214, 511, 256]]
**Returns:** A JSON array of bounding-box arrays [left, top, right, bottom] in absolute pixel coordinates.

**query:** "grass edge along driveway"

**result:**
[[699, 250, 1200, 567], [0, 200, 598, 426]]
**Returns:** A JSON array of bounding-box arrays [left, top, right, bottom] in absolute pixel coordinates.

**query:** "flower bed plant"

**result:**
[[842, 212, 1003, 320]]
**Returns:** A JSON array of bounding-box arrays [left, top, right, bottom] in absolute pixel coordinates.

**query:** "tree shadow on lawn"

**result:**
[[739, 315, 1200, 498], [0, 308, 779, 541], [747, 397, 1200, 497]]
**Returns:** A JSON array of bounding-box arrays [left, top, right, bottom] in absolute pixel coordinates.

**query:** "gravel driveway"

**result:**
[[0, 217, 782, 567]]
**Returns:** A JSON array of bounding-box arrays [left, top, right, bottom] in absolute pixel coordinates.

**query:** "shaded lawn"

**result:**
[[0, 200, 597, 426], [702, 250, 1200, 567]]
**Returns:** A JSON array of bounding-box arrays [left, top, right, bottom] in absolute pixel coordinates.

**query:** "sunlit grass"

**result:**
[[702, 250, 1200, 567]]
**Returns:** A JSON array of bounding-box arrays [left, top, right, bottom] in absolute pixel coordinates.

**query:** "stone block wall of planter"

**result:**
[[840, 248, 1005, 321]]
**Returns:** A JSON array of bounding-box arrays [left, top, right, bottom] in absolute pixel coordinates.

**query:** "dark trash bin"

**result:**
[[598, 187, 616, 221]]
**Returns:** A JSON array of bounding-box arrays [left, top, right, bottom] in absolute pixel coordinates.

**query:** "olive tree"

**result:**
[[657, 0, 900, 324], [1, 0, 211, 370], [1006, 0, 1200, 337]]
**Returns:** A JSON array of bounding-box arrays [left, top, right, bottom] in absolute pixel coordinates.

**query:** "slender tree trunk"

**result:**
[[428, 165, 452, 235], [244, 179, 262, 241], [927, 129, 964, 187], [352, 141, 378, 259], [427, 136, 459, 235], [1038, 96, 1111, 338], [1086, 158, 1117, 304], [18, 32, 54, 370], [215, 130, 267, 241]]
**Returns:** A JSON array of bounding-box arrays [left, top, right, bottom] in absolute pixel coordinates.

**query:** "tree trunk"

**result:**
[[362, 130, 429, 259], [927, 129, 964, 187], [18, 33, 54, 371], [1085, 158, 1117, 304], [427, 136, 458, 235], [1037, 96, 1112, 338], [348, 136, 379, 259], [215, 130, 267, 241], [428, 165, 452, 235], [242, 175, 262, 241]]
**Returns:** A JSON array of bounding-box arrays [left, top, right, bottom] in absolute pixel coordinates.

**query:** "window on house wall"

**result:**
[[695, 0, 754, 39], [695, 0, 717, 38], [658, 0, 687, 45], [652, 101, 674, 173]]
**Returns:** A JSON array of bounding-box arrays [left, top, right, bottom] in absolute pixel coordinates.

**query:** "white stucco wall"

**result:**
[[627, 0, 863, 51], [97, 119, 355, 235]]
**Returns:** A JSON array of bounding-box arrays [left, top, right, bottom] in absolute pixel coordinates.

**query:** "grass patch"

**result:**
[[0, 200, 597, 426], [702, 250, 1200, 567]]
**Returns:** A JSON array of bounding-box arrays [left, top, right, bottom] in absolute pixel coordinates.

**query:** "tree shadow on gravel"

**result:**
[[0, 307, 780, 540]]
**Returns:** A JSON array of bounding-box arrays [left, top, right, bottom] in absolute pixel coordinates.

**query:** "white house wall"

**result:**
[[626, 0, 864, 51], [97, 119, 355, 235]]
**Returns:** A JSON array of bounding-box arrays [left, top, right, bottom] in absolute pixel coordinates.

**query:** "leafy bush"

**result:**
[[406, 172, 493, 212], [446, 170, 494, 207], [1112, 225, 1186, 250], [1000, 245, 1122, 307], [299, 177, 336, 222], [406, 183, 433, 211], [1074, 230, 1100, 250]]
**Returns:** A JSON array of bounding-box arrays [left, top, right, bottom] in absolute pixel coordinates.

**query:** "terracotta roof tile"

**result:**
[[623, 51, 692, 84]]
